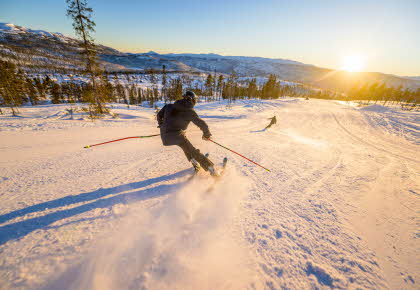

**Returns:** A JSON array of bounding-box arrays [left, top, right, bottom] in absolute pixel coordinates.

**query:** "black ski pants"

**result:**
[[178, 137, 213, 170]]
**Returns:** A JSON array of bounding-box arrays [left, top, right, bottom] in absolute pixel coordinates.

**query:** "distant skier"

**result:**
[[157, 91, 217, 175], [265, 115, 277, 130]]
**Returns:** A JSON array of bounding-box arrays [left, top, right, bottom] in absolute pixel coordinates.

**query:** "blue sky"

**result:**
[[1, 0, 419, 75]]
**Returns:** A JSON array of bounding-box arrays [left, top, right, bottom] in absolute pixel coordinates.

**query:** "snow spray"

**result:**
[[48, 168, 259, 289]]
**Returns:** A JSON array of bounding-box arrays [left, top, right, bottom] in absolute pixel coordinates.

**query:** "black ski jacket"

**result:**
[[157, 98, 211, 146]]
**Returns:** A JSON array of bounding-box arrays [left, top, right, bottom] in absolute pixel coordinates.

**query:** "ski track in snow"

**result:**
[[0, 99, 419, 289]]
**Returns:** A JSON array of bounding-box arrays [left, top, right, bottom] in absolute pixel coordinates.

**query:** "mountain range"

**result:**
[[1, 23, 419, 91]]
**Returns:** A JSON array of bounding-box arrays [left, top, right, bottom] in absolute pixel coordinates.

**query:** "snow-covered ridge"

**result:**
[[0, 22, 301, 65], [162, 52, 305, 66], [0, 22, 72, 43]]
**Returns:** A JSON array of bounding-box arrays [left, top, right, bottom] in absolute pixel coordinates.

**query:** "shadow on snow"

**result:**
[[201, 114, 246, 120], [0, 169, 191, 245], [250, 128, 267, 133]]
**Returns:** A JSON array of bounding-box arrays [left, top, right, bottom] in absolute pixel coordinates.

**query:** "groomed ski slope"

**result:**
[[0, 99, 418, 289]]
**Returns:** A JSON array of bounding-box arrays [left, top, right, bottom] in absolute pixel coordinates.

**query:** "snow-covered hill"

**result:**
[[0, 99, 418, 289], [0, 23, 72, 43]]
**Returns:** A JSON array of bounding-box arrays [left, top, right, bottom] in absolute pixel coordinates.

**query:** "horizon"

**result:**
[[1, 21, 418, 78], [1, 0, 420, 76]]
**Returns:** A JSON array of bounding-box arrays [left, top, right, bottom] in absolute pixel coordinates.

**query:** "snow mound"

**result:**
[[305, 261, 344, 287], [356, 103, 420, 144]]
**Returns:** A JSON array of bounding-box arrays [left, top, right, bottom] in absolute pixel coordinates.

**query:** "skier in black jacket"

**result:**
[[157, 91, 216, 174], [265, 115, 277, 130]]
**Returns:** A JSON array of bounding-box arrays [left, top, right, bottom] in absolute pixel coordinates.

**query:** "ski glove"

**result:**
[[202, 133, 212, 141]]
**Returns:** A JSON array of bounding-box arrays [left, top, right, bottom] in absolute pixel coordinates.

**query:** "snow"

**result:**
[[336, 102, 420, 145], [0, 23, 72, 43], [0, 23, 21, 32], [0, 99, 419, 289]]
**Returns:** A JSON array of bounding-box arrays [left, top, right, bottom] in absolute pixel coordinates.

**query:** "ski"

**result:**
[[213, 157, 228, 177], [188, 154, 227, 184]]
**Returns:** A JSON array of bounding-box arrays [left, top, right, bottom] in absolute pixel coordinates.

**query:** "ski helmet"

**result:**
[[183, 91, 198, 106]]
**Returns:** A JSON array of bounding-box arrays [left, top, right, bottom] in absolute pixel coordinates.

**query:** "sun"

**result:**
[[340, 54, 367, 72]]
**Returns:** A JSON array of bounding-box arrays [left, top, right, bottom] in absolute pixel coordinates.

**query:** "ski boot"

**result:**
[[190, 158, 201, 172], [207, 165, 220, 177]]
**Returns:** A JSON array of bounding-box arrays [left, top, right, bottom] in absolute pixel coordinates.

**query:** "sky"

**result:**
[[1, 0, 419, 76]]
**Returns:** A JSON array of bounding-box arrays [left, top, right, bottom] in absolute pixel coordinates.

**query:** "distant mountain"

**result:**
[[1, 23, 420, 91], [404, 76, 420, 81], [162, 52, 304, 65]]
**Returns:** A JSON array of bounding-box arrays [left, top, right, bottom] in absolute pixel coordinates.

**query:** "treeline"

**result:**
[[346, 82, 420, 109], [192, 73, 331, 101], [0, 60, 164, 115], [0, 62, 316, 116], [2, 59, 419, 117]]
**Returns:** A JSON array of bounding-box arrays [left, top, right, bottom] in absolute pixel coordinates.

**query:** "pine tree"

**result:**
[[222, 72, 238, 101], [44, 75, 52, 89], [212, 70, 217, 99], [147, 88, 155, 107], [115, 83, 127, 104], [205, 74, 214, 97], [25, 78, 38, 105], [137, 87, 143, 105], [149, 68, 157, 85], [217, 75, 224, 100], [262, 74, 279, 99], [34, 78, 46, 104], [129, 84, 137, 105], [0, 61, 25, 116], [161, 65, 167, 102], [168, 78, 183, 101], [98, 74, 114, 104], [366, 82, 379, 104], [66, 0, 107, 116], [50, 82, 62, 104], [247, 78, 257, 99]]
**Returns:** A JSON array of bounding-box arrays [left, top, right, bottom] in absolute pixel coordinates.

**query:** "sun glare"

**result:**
[[340, 54, 367, 72]]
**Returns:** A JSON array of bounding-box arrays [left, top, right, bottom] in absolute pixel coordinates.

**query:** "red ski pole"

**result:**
[[84, 134, 160, 148], [209, 139, 271, 172]]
